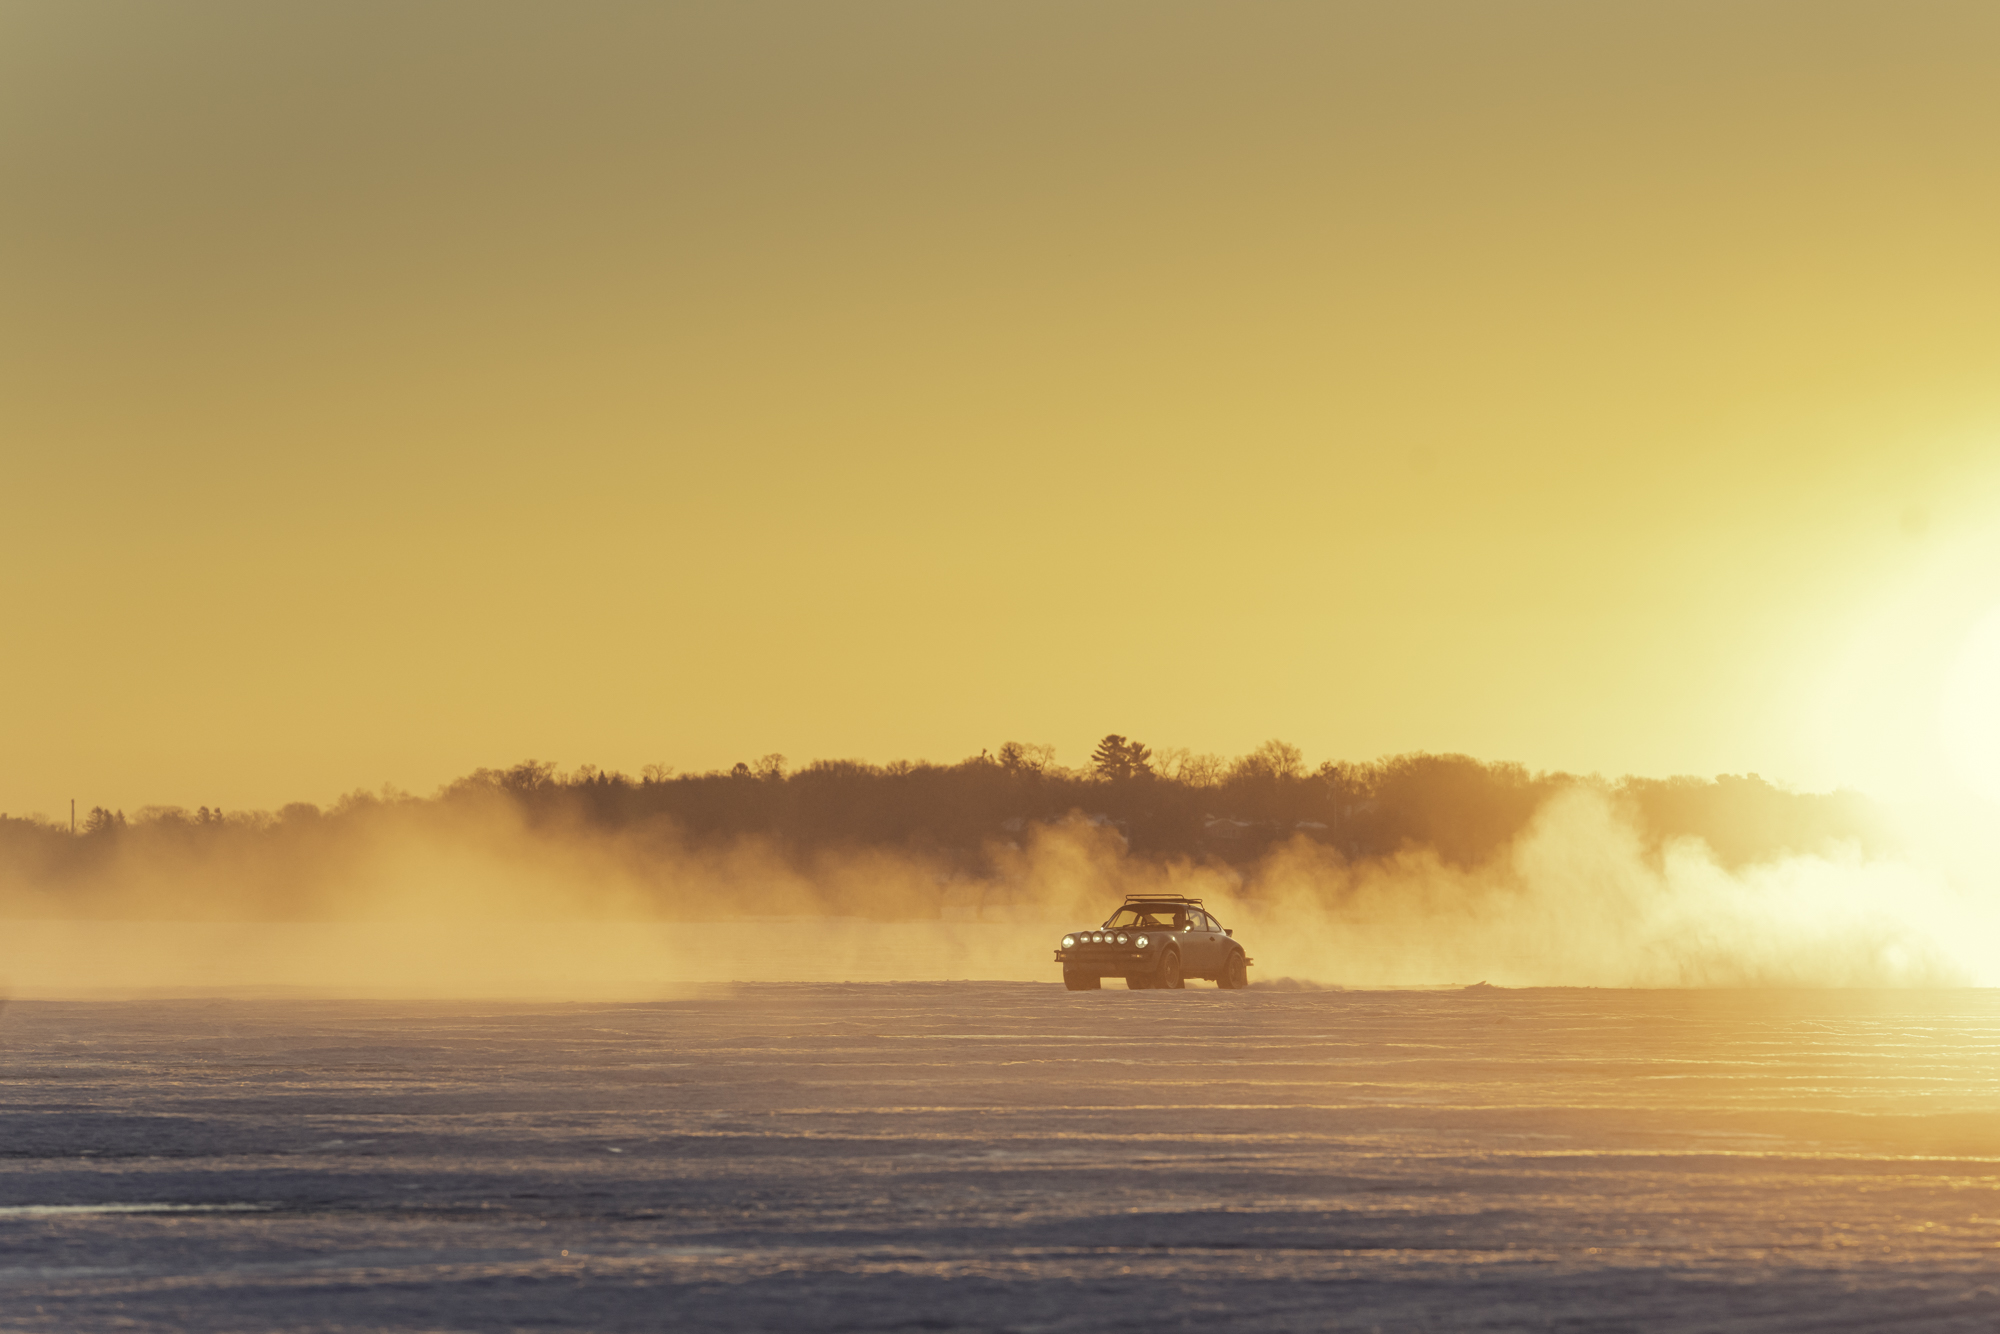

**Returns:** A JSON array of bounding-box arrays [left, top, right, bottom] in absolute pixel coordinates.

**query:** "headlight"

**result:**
[[1135, 935, 1148, 948], [1116, 934, 1128, 944], [1062, 935, 1075, 948]]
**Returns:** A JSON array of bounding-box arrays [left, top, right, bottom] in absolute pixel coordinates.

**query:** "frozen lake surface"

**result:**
[[5, 984, 2000, 1331]]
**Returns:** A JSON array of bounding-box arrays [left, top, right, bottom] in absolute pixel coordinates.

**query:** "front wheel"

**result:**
[[1125, 974, 1153, 990], [1156, 951, 1184, 990], [1217, 951, 1248, 990], [1064, 970, 1101, 991]]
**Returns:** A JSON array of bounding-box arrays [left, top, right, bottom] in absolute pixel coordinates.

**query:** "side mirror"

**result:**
[[1225, 929, 1233, 937]]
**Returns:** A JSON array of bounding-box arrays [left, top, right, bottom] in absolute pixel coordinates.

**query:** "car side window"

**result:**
[[1187, 910, 1208, 931], [1206, 912, 1223, 933]]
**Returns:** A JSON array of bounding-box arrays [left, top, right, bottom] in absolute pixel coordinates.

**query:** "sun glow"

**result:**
[[1940, 601, 2000, 807], [1806, 480, 2000, 800], [1769, 467, 2000, 973]]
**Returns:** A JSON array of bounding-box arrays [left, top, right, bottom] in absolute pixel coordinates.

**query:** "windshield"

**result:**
[[1103, 905, 1186, 930]]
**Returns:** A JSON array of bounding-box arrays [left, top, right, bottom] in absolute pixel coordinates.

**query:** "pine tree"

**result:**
[[1090, 734, 1154, 781]]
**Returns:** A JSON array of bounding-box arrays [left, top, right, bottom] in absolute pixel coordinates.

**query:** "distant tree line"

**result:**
[[0, 738, 1890, 918], [444, 739, 1883, 868]]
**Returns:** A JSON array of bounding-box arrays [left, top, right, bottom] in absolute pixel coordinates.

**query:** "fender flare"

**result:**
[[1218, 946, 1251, 988]]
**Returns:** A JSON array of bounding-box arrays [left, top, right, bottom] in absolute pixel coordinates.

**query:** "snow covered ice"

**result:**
[[5, 983, 2000, 1331]]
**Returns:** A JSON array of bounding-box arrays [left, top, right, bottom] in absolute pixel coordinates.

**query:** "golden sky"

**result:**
[[5, 1, 2000, 817]]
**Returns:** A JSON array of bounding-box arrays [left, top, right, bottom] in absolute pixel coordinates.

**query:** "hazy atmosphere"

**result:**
[[7, 1, 2000, 823], [9, 4, 2000, 1331], [0, 746, 1959, 994]]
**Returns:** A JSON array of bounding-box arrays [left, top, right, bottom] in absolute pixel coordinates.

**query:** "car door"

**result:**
[[1205, 909, 1234, 974], [1185, 909, 1222, 977]]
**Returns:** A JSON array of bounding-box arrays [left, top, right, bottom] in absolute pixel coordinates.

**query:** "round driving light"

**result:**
[[1062, 935, 1076, 948], [1116, 934, 1128, 945], [1135, 935, 1149, 948]]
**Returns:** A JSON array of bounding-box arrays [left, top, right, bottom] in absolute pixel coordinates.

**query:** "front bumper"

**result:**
[[1055, 945, 1161, 977]]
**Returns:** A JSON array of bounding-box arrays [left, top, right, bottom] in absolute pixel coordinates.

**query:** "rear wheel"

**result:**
[[1218, 951, 1248, 990], [1063, 970, 1101, 991], [1156, 951, 1184, 990]]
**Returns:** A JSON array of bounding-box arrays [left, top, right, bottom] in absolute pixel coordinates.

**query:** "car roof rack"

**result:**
[[1121, 893, 1203, 906]]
